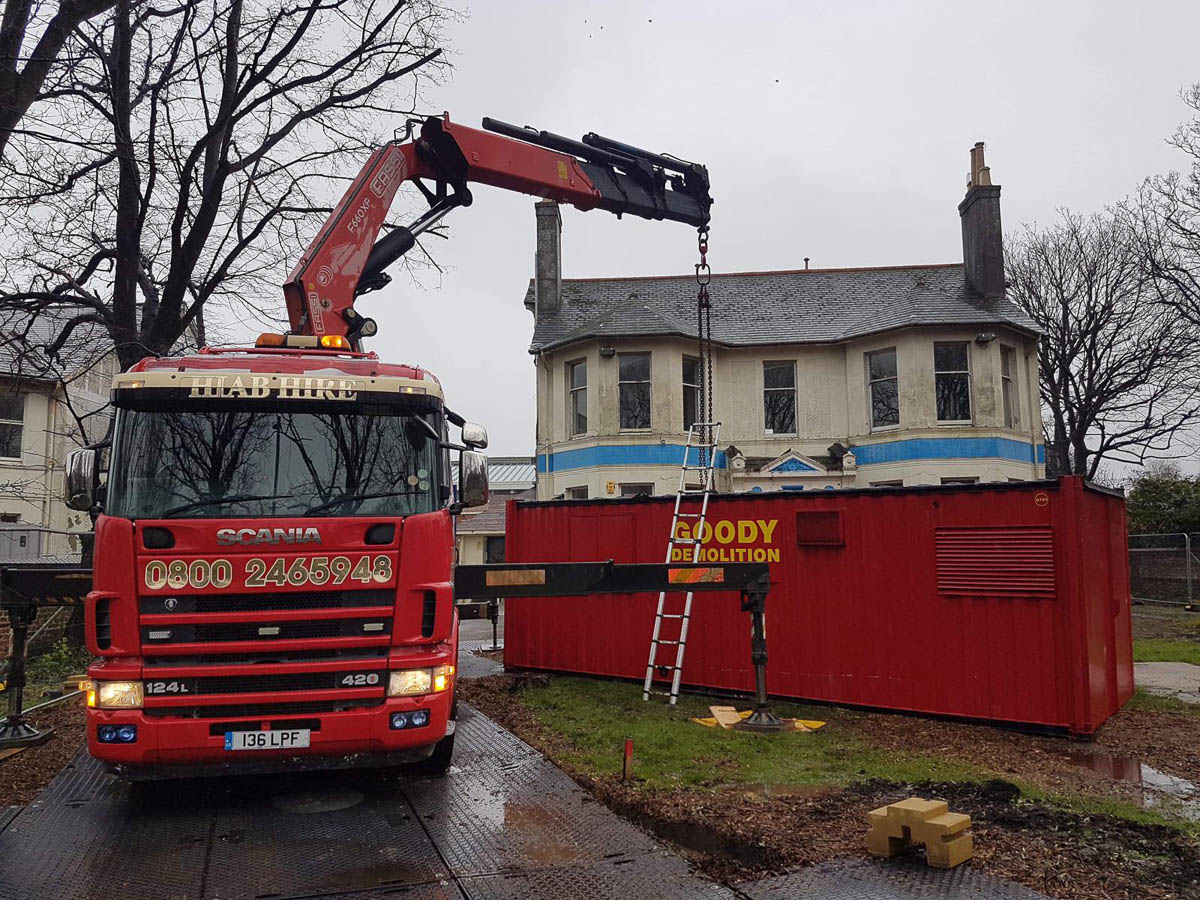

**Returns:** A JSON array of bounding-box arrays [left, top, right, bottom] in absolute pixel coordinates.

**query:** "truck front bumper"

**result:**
[[86, 692, 452, 779]]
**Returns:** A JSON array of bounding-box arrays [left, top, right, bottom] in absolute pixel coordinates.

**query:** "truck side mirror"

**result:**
[[461, 422, 488, 450], [457, 450, 489, 509], [64, 448, 97, 511]]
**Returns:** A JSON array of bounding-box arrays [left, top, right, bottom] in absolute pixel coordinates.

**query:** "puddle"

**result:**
[[1061, 750, 1200, 820], [271, 786, 364, 814], [504, 802, 587, 866]]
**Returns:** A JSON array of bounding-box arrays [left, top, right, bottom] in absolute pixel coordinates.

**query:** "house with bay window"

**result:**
[[526, 143, 1044, 499], [0, 316, 117, 534]]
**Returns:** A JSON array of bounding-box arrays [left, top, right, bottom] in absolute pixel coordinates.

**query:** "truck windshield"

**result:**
[[107, 403, 441, 520]]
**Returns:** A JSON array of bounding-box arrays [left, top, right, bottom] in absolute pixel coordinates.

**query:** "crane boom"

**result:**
[[283, 113, 712, 341]]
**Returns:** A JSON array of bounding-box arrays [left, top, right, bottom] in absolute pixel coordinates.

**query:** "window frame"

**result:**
[[762, 360, 797, 436], [0, 394, 24, 461], [619, 482, 655, 497], [485, 535, 506, 563], [1000, 345, 1018, 429], [865, 347, 900, 431], [682, 355, 701, 431], [617, 352, 652, 431], [566, 358, 588, 437], [933, 342, 973, 425], [565, 485, 589, 500]]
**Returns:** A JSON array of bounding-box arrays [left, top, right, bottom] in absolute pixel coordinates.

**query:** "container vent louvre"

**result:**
[[935, 526, 1055, 597]]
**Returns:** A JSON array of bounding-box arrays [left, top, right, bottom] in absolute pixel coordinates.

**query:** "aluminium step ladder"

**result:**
[[642, 421, 722, 704]]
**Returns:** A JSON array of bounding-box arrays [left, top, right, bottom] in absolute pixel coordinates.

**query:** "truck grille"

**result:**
[[144, 669, 385, 696], [141, 618, 391, 645], [143, 698, 382, 719], [143, 648, 386, 668], [138, 588, 394, 616]]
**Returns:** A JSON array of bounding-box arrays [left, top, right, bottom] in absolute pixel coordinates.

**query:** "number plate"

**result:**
[[224, 729, 310, 751]]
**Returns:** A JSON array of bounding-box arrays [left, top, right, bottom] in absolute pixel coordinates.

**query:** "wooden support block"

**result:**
[[865, 797, 973, 868], [925, 832, 974, 869], [708, 706, 742, 729], [918, 812, 972, 838]]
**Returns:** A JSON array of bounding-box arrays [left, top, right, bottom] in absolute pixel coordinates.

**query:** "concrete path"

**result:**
[[1136, 661, 1200, 704]]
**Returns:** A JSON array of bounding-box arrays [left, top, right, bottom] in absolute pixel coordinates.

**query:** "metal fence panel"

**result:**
[[0, 527, 86, 565], [1128, 532, 1198, 609]]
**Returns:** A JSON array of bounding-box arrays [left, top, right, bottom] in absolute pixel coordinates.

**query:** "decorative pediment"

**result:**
[[762, 450, 824, 474]]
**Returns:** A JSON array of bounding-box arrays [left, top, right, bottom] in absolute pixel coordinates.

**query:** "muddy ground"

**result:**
[[0, 701, 86, 806], [1133, 606, 1200, 642], [461, 673, 1200, 900]]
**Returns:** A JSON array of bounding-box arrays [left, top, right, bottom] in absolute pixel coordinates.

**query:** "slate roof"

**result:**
[[526, 263, 1039, 352], [456, 488, 535, 535], [0, 308, 110, 380]]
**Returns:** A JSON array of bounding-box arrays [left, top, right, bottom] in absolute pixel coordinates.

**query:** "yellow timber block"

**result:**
[[866, 828, 907, 858], [865, 798, 973, 868], [925, 832, 974, 869], [917, 812, 972, 838], [887, 798, 948, 821]]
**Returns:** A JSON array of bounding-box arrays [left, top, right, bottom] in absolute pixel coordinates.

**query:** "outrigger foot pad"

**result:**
[[733, 707, 784, 734], [0, 718, 54, 748]]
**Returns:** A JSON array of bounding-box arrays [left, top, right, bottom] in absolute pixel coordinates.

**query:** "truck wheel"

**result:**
[[411, 694, 456, 775], [413, 731, 455, 775]]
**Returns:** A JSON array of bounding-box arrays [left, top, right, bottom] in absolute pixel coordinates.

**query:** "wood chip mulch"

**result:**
[[0, 700, 86, 806], [460, 673, 1200, 900]]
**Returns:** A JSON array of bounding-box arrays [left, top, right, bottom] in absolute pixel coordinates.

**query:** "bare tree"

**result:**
[[0, 0, 119, 159], [1131, 83, 1200, 323], [0, 0, 453, 371], [1006, 210, 1200, 478]]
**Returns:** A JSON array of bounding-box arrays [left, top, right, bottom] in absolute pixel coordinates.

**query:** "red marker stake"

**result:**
[[622, 738, 633, 781]]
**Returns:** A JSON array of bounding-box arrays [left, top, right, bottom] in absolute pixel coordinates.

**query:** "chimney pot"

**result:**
[[958, 141, 1004, 299], [533, 200, 562, 317]]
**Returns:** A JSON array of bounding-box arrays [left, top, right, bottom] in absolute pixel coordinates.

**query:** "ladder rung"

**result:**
[[657, 613, 686, 619], [653, 639, 683, 646], [671, 537, 698, 545], [647, 689, 675, 696], [674, 512, 703, 519]]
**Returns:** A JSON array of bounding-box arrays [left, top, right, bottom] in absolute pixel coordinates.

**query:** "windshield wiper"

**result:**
[[161, 494, 293, 518], [304, 489, 424, 516]]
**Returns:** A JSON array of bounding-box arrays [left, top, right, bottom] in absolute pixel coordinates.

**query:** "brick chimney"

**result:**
[[958, 142, 1004, 299], [533, 200, 562, 316]]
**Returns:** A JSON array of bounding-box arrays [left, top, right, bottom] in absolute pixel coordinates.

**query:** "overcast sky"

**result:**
[[356, 0, 1200, 457]]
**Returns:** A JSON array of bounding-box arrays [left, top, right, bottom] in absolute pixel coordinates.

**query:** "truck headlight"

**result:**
[[387, 666, 453, 697], [92, 681, 144, 709]]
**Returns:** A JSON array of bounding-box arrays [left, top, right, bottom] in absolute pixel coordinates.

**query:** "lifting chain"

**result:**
[[695, 225, 714, 466]]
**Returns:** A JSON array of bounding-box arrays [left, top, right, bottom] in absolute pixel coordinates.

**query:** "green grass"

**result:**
[[1016, 779, 1200, 831], [21, 639, 92, 701], [1126, 687, 1200, 716], [1134, 639, 1200, 666], [509, 677, 1200, 830], [518, 676, 985, 790]]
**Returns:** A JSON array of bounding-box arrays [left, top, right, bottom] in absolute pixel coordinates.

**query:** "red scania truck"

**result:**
[[64, 114, 711, 777]]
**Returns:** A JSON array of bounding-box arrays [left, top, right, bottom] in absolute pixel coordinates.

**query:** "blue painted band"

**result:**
[[537, 437, 1044, 474], [537, 444, 727, 474], [851, 436, 1045, 465]]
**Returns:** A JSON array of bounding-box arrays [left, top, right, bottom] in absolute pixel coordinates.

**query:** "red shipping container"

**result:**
[[504, 477, 1133, 735]]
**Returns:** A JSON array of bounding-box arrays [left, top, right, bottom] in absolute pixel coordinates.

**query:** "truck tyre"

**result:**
[[414, 731, 454, 775], [411, 693, 456, 775]]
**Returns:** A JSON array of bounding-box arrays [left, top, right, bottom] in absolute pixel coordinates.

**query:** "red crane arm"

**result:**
[[283, 113, 712, 340]]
